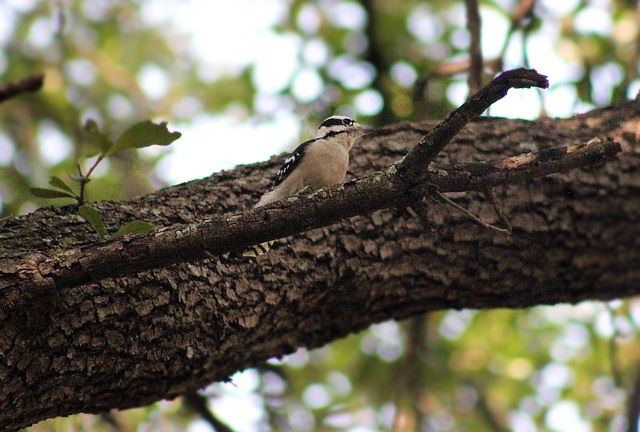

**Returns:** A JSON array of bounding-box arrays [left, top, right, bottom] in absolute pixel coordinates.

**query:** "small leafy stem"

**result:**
[[30, 118, 181, 238], [79, 204, 154, 240], [76, 154, 103, 204], [30, 119, 181, 205]]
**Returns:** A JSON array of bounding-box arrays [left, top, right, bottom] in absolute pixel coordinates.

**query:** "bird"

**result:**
[[243, 115, 369, 257]]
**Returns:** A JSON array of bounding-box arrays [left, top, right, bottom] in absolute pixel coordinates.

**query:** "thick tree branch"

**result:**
[[2, 69, 556, 301], [0, 74, 44, 104], [0, 102, 637, 431], [2, 137, 619, 305], [1, 89, 638, 431]]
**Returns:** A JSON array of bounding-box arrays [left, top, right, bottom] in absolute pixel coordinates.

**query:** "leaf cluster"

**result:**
[[30, 119, 181, 203]]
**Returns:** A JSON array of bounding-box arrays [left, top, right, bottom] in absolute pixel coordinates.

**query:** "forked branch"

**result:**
[[1, 70, 619, 305], [3, 136, 620, 305], [397, 68, 548, 185]]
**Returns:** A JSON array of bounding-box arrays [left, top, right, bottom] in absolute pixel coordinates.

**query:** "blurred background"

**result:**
[[2, 0, 640, 431]]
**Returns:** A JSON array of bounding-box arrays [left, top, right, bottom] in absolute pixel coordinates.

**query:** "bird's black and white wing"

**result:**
[[272, 139, 314, 188]]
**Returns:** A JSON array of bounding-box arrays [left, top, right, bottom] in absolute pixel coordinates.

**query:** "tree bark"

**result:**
[[1, 100, 639, 431]]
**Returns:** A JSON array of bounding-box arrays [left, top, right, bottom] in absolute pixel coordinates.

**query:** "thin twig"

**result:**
[[465, 0, 484, 96], [511, 0, 536, 23], [484, 188, 512, 234], [75, 153, 103, 204], [0, 74, 44, 104], [431, 191, 511, 234], [85, 153, 105, 177]]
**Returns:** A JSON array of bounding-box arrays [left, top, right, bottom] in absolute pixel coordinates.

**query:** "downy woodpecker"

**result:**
[[243, 115, 368, 257]]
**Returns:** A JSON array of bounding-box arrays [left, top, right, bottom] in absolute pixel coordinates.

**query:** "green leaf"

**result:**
[[30, 187, 76, 199], [107, 120, 182, 156], [48, 176, 75, 194], [83, 119, 114, 155], [78, 205, 107, 239], [113, 220, 155, 238]]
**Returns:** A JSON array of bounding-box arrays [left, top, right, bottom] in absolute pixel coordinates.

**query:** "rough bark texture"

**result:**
[[1, 101, 639, 430], [3, 137, 617, 300]]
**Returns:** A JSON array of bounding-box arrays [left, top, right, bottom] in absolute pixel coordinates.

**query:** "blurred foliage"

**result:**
[[2, 0, 639, 431]]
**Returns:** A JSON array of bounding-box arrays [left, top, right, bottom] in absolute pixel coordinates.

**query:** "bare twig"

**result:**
[[183, 391, 236, 432], [484, 188, 513, 234], [431, 191, 510, 234], [397, 68, 549, 185], [433, 138, 619, 192], [465, 0, 484, 96], [0, 74, 44, 104]]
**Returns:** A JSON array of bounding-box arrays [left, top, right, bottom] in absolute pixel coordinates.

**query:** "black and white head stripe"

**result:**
[[316, 115, 359, 138], [320, 116, 356, 128], [272, 139, 313, 188]]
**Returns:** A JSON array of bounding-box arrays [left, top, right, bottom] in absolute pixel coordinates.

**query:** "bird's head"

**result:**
[[315, 115, 371, 138]]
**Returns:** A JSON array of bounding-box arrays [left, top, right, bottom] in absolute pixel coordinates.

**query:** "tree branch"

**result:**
[[0, 99, 635, 431], [2, 69, 553, 301], [2, 136, 619, 305], [397, 68, 548, 185], [0, 74, 44, 104]]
